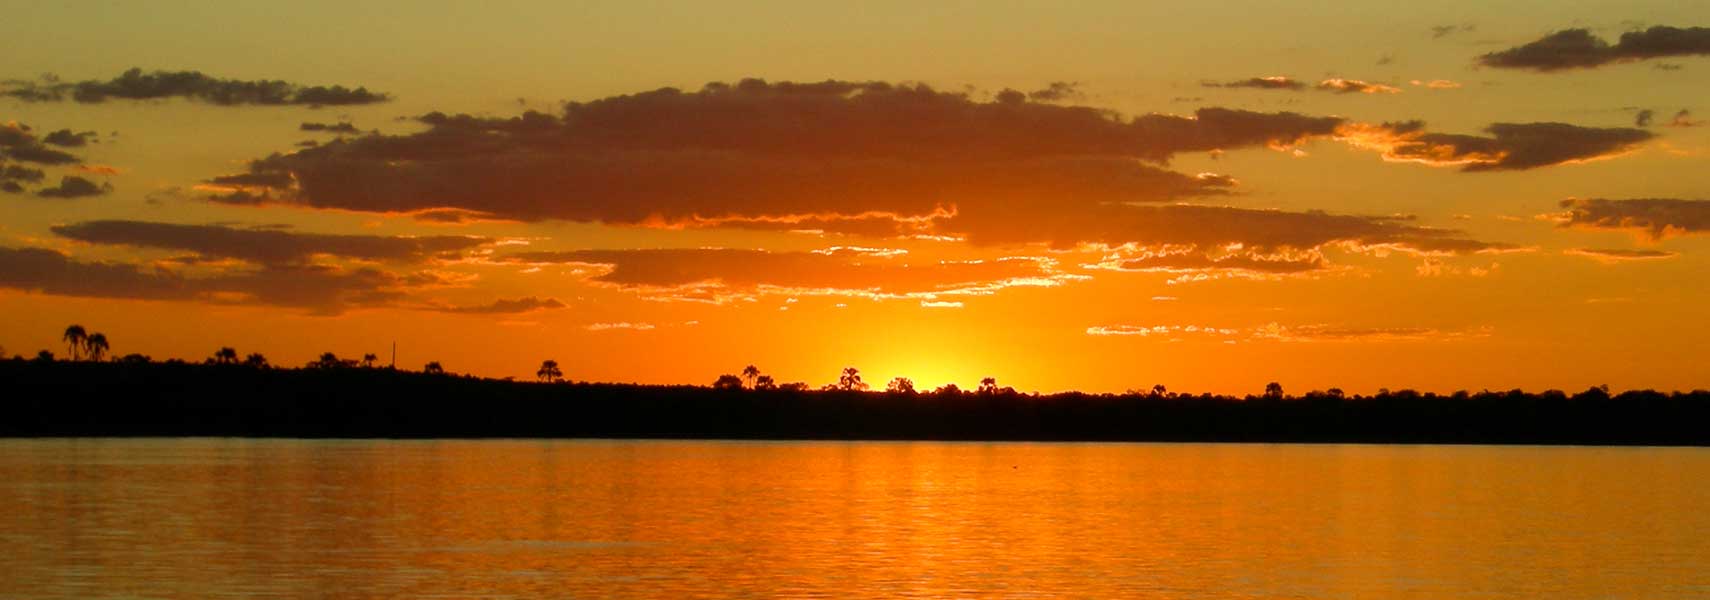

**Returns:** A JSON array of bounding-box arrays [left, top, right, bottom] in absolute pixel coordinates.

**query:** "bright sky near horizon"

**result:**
[[0, 1, 1706, 394]]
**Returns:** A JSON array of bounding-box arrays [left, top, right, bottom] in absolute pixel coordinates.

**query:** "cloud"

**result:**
[[1316, 79, 1401, 94], [0, 246, 425, 314], [1636, 109, 1655, 127], [300, 121, 362, 134], [1555, 198, 1710, 239], [41, 129, 98, 147], [1087, 321, 1484, 343], [1669, 109, 1701, 127], [586, 322, 656, 331], [1478, 26, 1710, 71], [1, 122, 81, 165], [1337, 121, 1653, 171], [50, 220, 489, 265], [1409, 79, 1462, 89], [503, 247, 1077, 303], [433, 296, 566, 314], [1206, 77, 1402, 94], [1431, 24, 1476, 39], [1205, 76, 1307, 91], [1564, 248, 1678, 263], [1025, 82, 1085, 102], [209, 79, 1344, 226], [35, 175, 110, 198], [1, 68, 390, 106]]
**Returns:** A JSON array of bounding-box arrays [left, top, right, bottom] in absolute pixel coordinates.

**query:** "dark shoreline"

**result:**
[[3, 361, 1705, 446]]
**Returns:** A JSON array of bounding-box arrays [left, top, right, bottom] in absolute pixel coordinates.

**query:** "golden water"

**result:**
[[2, 440, 1705, 598]]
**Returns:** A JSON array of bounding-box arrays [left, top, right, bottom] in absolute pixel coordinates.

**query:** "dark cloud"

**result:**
[[1432, 24, 1476, 39], [300, 121, 361, 134], [1635, 109, 1655, 127], [1, 68, 390, 106], [1557, 198, 1710, 239], [35, 175, 110, 198], [0, 122, 81, 165], [1026, 82, 1085, 102], [210, 79, 1340, 225], [1205, 77, 1306, 91], [50, 220, 489, 265], [42, 129, 98, 147], [434, 296, 567, 314], [1106, 251, 1326, 275], [0, 246, 428, 314], [1340, 121, 1653, 171], [1, 181, 23, 194], [2, 164, 46, 185], [1669, 109, 1701, 127], [1479, 26, 1710, 71], [1564, 248, 1678, 262]]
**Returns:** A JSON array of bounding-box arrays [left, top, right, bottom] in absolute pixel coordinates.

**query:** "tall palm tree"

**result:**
[[83, 333, 109, 362], [537, 359, 563, 383], [741, 364, 761, 388], [361, 353, 378, 368], [838, 367, 866, 391], [243, 353, 269, 369], [62, 325, 87, 361]]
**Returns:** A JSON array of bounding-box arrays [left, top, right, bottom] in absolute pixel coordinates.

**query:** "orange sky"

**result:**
[[1, 2, 1706, 394]]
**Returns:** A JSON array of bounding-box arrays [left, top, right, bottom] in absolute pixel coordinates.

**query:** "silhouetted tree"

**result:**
[[1326, 387, 1345, 399], [1264, 381, 1284, 399], [119, 353, 150, 364], [978, 377, 999, 395], [741, 364, 760, 388], [754, 374, 777, 390], [34, 350, 54, 363], [309, 352, 348, 369], [361, 353, 378, 368], [537, 359, 563, 383], [713, 374, 744, 390], [1151, 384, 1167, 397], [887, 377, 916, 394], [83, 333, 109, 362], [423, 361, 445, 375], [62, 325, 86, 361], [243, 353, 269, 369], [778, 382, 809, 392], [838, 367, 867, 391], [934, 383, 962, 396], [212, 347, 239, 365]]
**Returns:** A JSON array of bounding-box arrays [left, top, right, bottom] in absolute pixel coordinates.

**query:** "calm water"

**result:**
[[0, 440, 1705, 599]]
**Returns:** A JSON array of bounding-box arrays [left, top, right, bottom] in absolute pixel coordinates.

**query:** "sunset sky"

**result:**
[[1, 1, 1705, 394]]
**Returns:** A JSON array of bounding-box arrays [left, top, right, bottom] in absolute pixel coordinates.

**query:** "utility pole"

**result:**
[[390, 341, 396, 370]]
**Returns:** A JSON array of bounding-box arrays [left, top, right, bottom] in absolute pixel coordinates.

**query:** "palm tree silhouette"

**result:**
[[741, 364, 761, 388], [84, 333, 109, 362], [243, 353, 269, 369], [213, 347, 239, 365], [361, 353, 378, 368], [62, 325, 87, 361], [537, 359, 563, 383], [423, 361, 445, 375], [838, 367, 867, 391]]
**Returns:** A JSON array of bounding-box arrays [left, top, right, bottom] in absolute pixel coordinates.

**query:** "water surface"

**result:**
[[1, 440, 1705, 598]]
